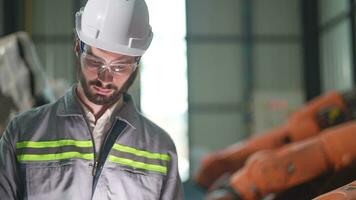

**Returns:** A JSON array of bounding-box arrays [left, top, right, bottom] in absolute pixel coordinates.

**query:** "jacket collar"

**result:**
[[113, 94, 140, 129], [57, 84, 140, 129], [56, 85, 83, 116]]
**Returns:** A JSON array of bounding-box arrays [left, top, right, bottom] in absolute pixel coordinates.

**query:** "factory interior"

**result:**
[[1, 0, 356, 199]]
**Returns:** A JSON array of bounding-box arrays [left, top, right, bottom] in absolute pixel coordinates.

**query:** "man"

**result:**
[[0, 0, 183, 199]]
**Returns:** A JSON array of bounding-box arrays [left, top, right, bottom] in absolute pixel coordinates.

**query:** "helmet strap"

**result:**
[[80, 41, 85, 53]]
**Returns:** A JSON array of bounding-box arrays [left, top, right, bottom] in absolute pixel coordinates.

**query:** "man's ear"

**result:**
[[74, 39, 80, 57]]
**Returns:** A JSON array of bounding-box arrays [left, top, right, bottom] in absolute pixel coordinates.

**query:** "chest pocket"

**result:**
[[93, 141, 171, 199], [15, 139, 95, 199], [101, 164, 165, 200], [23, 161, 74, 199]]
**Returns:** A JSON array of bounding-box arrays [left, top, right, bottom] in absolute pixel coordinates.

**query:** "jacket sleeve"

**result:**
[[160, 148, 184, 200], [0, 119, 21, 200]]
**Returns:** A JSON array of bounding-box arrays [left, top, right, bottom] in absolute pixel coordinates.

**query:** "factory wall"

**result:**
[[187, 0, 245, 174], [30, 0, 77, 93], [252, 0, 304, 134], [319, 0, 355, 91], [187, 0, 304, 174]]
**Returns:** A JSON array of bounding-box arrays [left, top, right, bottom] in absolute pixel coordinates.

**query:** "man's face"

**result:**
[[78, 46, 136, 105]]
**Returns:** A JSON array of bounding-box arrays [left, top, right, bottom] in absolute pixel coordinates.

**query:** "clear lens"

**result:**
[[80, 53, 137, 75], [109, 62, 137, 75], [82, 54, 103, 70]]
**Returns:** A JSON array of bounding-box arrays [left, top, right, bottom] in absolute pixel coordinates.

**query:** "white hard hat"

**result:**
[[75, 0, 153, 56]]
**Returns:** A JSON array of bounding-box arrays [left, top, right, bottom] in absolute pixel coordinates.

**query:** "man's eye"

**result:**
[[112, 65, 128, 72], [87, 59, 102, 66]]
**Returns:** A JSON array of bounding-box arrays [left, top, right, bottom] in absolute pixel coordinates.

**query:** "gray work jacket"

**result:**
[[0, 86, 184, 200]]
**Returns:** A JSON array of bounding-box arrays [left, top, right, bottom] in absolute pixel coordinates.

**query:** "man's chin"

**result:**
[[88, 97, 112, 105], [87, 91, 121, 105]]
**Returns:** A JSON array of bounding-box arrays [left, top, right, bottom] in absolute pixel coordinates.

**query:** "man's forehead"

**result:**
[[89, 45, 135, 61]]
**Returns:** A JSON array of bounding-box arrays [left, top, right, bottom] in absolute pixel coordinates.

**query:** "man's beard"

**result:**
[[78, 69, 122, 105]]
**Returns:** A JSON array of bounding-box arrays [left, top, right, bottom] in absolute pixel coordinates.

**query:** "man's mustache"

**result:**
[[89, 80, 118, 90]]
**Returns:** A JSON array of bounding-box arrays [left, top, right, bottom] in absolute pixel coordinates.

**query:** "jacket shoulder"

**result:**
[[137, 114, 177, 152], [15, 100, 59, 124], [1, 100, 59, 144], [8, 97, 64, 139]]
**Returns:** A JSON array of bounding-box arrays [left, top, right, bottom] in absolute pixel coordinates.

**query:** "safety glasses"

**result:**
[[80, 52, 138, 76]]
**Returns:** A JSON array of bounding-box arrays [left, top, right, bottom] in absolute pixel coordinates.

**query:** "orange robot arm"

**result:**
[[220, 121, 356, 200], [196, 91, 349, 188]]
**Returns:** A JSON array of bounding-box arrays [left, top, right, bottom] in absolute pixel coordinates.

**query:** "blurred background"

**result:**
[[1, 0, 356, 199]]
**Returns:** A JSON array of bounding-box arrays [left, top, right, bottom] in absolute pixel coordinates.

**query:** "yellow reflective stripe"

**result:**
[[17, 152, 94, 161], [112, 144, 170, 161], [108, 155, 167, 174], [16, 140, 93, 149]]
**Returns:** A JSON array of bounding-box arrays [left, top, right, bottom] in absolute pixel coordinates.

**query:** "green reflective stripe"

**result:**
[[16, 140, 93, 149], [108, 155, 167, 174], [17, 152, 94, 161], [112, 144, 170, 161]]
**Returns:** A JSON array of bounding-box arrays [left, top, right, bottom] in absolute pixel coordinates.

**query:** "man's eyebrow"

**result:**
[[111, 58, 135, 63], [86, 52, 106, 62], [92, 54, 135, 63], [85, 47, 136, 62]]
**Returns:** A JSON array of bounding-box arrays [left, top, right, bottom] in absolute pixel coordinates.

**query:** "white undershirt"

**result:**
[[79, 99, 123, 155]]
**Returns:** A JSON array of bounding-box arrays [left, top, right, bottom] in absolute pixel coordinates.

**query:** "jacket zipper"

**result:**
[[89, 161, 99, 176], [91, 119, 115, 177], [91, 119, 128, 195]]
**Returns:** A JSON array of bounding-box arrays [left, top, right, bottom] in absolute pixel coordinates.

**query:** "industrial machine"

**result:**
[[207, 121, 356, 200], [195, 90, 356, 188], [195, 90, 356, 199], [0, 32, 54, 134]]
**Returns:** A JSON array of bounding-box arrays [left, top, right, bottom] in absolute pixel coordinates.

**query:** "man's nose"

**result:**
[[98, 68, 113, 82]]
